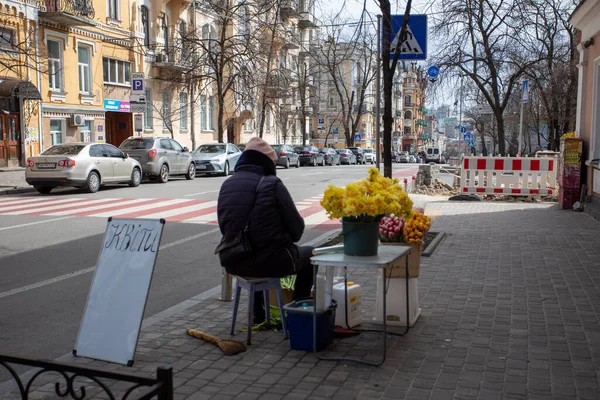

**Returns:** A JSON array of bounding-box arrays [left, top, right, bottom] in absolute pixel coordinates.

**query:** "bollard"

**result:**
[[403, 177, 408, 192], [220, 269, 233, 301], [412, 175, 416, 191]]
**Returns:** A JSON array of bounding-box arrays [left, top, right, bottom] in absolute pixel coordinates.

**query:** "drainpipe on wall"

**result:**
[[35, 11, 44, 153]]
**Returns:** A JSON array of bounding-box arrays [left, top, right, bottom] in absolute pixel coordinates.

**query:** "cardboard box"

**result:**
[[379, 242, 422, 278]]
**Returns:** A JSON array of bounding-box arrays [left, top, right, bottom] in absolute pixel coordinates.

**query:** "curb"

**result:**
[[0, 187, 35, 196], [422, 231, 447, 257]]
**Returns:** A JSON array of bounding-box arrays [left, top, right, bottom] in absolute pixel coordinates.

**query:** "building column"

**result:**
[[575, 43, 589, 143]]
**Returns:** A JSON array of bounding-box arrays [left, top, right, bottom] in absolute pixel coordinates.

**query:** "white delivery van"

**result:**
[[425, 147, 443, 163]]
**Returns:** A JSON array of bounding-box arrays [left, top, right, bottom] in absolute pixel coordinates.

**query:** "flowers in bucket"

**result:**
[[320, 168, 413, 222], [379, 206, 431, 244]]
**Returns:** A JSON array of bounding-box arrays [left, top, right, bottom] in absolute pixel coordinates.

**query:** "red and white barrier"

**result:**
[[460, 156, 557, 196]]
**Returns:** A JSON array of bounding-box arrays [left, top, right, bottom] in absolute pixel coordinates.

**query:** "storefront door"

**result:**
[[106, 111, 132, 148], [0, 114, 20, 167]]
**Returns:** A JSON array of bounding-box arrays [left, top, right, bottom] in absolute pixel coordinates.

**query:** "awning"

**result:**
[[0, 77, 42, 100]]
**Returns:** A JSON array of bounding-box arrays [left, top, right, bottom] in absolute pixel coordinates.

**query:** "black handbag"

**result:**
[[214, 176, 265, 266]]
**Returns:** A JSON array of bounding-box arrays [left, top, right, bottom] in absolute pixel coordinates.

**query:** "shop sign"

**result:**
[[104, 99, 131, 112]]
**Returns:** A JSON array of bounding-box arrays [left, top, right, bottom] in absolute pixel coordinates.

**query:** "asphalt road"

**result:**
[[0, 162, 420, 380]]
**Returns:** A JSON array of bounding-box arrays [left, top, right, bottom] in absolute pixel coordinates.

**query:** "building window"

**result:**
[[144, 88, 153, 129], [81, 120, 93, 142], [160, 15, 169, 51], [50, 120, 63, 145], [162, 90, 171, 131], [404, 95, 412, 106], [141, 6, 150, 48], [78, 45, 92, 94], [0, 27, 15, 49], [47, 39, 62, 91], [404, 110, 412, 120], [328, 95, 335, 108], [208, 96, 215, 130], [200, 95, 206, 130], [108, 0, 119, 20], [102, 58, 131, 85], [179, 21, 188, 59], [179, 92, 188, 130]]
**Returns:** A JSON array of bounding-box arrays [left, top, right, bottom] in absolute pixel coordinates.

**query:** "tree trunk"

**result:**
[[496, 111, 506, 155]]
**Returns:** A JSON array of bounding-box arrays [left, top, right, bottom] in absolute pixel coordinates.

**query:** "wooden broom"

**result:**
[[186, 328, 247, 356]]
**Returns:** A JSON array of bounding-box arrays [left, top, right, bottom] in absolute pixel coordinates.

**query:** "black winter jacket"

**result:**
[[217, 150, 305, 277]]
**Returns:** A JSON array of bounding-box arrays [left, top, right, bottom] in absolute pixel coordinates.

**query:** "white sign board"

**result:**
[[74, 218, 165, 366], [131, 72, 145, 96], [522, 79, 529, 103], [134, 114, 143, 132]]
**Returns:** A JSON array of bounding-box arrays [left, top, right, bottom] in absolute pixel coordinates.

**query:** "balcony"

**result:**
[[280, 0, 301, 17], [395, 110, 403, 118], [298, 5, 318, 28], [38, 0, 96, 27], [299, 40, 319, 55], [151, 46, 191, 72]]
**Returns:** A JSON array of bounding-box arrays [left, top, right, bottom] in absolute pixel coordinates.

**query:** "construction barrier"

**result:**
[[460, 156, 557, 196]]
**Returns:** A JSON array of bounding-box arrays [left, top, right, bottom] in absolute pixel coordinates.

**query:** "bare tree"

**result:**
[[315, 16, 377, 147], [431, 0, 544, 156], [521, 0, 577, 151]]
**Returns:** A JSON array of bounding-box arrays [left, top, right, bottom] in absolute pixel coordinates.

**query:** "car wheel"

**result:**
[[185, 163, 196, 180], [158, 164, 169, 183], [321, 158, 326, 167], [129, 168, 141, 187], [295, 158, 300, 168], [284, 158, 290, 169], [223, 162, 230, 176], [34, 186, 53, 194], [312, 157, 317, 167], [86, 171, 100, 193]]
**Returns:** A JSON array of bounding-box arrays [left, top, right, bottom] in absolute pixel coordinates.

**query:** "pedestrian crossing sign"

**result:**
[[387, 14, 428, 60]]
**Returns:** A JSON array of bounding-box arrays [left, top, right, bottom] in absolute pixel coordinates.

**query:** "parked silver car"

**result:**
[[192, 143, 242, 176], [25, 143, 142, 194], [119, 137, 195, 183]]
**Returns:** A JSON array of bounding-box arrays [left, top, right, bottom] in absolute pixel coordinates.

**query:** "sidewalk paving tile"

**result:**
[[5, 200, 600, 399]]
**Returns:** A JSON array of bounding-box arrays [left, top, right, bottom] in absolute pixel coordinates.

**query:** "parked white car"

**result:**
[[26, 143, 142, 194]]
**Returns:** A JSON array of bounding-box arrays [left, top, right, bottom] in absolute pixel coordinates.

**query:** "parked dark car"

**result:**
[[347, 147, 366, 164], [391, 151, 399, 163], [320, 148, 340, 166], [271, 144, 300, 168], [337, 149, 357, 165], [294, 145, 325, 166], [119, 137, 195, 183]]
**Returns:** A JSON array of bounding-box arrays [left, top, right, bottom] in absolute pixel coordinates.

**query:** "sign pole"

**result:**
[[518, 80, 528, 157], [376, 14, 382, 170]]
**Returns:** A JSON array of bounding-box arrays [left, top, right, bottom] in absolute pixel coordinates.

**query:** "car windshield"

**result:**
[[271, 145, 283, 152], [120, 138, 154, 150], [41, 145, 86, 156], [194, 145, 225, 154], [364, 149, 373, 153]]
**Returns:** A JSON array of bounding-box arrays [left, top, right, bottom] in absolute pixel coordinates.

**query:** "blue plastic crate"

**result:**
[[283, 299, 337, 352]]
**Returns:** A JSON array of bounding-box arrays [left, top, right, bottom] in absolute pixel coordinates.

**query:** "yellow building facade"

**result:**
[[0, 0, 42, 167]]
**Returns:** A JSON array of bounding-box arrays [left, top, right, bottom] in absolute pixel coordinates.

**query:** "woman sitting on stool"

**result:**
[[217, 137, 314, 324]]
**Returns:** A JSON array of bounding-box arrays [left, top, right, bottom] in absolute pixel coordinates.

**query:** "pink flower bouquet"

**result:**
[[379, 214, 405, 243]]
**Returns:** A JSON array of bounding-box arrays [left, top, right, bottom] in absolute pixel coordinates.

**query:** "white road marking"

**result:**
[[90, 198, 190, 217], [45, 198, 144, 216], [0, 216, 73, 231], [184, 190, 220, 197], [0, 198, 89, 212], [8, 198, 114, 215], [303, 172, 323, 176], [185, 212, 219, 223], [141, 200, 217, 219], [303, 210, 329, 226], [0, 228, 221, 300]]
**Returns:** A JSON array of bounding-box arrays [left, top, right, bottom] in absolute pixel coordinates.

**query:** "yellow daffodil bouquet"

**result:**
[[321, 168, 414, 223]]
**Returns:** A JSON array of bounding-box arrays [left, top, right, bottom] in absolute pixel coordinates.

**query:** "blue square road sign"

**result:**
[[386, 14, 428, 61]]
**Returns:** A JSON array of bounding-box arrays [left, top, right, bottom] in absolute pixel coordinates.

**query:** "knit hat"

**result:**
[[244, 137, 277, 163]]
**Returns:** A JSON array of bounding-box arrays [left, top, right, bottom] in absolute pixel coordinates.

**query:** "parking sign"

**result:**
[[131, 72, 145, 95]]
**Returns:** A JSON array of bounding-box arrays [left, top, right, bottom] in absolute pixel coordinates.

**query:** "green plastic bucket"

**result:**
[[342, 220, 380, 256]]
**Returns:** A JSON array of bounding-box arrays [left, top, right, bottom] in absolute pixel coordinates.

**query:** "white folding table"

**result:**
[[310, 245, 413, 366]]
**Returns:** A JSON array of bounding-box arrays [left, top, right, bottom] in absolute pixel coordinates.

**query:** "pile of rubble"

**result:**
[[483, 194, 558, 203], [413, 179, 460, 196]]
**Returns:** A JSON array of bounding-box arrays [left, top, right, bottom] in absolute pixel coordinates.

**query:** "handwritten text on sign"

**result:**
[[104, 222, 161, 252]]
